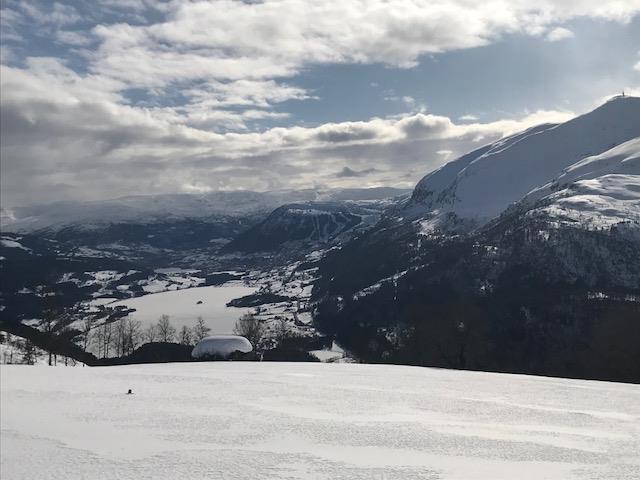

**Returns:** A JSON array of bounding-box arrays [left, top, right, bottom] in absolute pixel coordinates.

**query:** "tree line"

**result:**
[[88, 315, 213, 359]]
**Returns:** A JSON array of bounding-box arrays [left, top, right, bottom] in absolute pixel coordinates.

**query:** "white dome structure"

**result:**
[[191, 335, 253, 359]]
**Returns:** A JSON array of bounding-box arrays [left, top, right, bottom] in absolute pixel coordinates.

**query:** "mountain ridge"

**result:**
[[405, 96, 640, 231]]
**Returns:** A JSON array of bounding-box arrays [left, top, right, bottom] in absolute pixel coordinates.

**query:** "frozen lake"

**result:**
[[2, 363, 639, 479], [110, 283, 256, 333]]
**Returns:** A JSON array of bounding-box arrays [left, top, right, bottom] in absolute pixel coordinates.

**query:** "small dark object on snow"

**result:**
[[127, 389, 133, 395], [197, 300, 203, 304]]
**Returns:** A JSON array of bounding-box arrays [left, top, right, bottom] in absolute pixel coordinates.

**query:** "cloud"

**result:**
[[19, 2, 81, 28], [0, 0, 635, 206], [336, 167, 379, 178], [56, 30, 94, 46], [5, 0, 635, 132], [85, 1, 639, 87], [545, 27, 575, 42]]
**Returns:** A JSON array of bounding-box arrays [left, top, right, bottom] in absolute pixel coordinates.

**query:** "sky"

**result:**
[[1, 0, 639, 207]]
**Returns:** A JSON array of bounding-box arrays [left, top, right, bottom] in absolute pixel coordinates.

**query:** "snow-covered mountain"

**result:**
[[223, 200, 396, 253], [518, 137, 640, 229], [1, 187, 410, 233], [407, 95, 640, 231], [311, 97, 640, 382]]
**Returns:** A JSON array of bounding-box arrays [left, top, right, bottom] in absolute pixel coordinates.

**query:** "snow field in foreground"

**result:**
[[1, 363, 639, 480]]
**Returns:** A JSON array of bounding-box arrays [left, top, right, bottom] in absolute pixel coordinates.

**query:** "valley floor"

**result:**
[[1, 363, 639, 479]]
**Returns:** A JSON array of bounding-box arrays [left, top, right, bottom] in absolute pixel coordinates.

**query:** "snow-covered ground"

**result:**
[[109, 283, 256, 333], [2, 363, 639, 479]]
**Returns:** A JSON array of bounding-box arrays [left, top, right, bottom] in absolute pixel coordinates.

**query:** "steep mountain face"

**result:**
[[223, 200, 398, 253], [312, 97, 640, 382], [519, 137, 640, 229], [407, 96, 640, 231]]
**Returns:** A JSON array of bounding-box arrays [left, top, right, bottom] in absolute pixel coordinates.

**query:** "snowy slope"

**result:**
[[408, 96, 640, 229], [2, 363, 639, 480], [520, 137, 640, 228]]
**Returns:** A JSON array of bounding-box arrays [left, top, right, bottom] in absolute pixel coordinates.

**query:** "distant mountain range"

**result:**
[[1, 187, 411, 233], [1, 97, 638, 381]]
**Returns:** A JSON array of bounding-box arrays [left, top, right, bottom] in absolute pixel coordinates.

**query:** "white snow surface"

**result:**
[[409, 96, 640, 228], [1, 363, 639, 479], [109, 283, 256, 333], [191, 335, 253, 358]]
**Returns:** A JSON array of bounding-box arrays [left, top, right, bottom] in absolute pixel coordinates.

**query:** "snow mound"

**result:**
[[408, 96, 640, 229], [191, 335, 253, 359]]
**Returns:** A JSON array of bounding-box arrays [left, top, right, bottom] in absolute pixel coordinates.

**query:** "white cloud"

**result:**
[[19, 0, 632, 133], [88, 1, 640, 84], [0, 60, 576, 206], [545, 27, 575, 42], [19, 1, 81, 28], [1, 0, 637, 205], [56, 30, 94, 46]]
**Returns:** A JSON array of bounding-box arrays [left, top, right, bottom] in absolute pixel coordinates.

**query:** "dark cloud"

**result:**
[[336, 166, 379, 178]]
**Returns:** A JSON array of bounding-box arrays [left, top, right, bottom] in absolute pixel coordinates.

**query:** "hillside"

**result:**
[[223, 200, 396, 253], [312, 98, 640, 382]]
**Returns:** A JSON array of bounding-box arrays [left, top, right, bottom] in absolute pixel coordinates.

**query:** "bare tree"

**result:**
[[93, 326, 104, 359], [274, 316, 291, 347], [20, 339, 38, 365], [114, 318, 127, 356], [124, 318, 142, 355], [143, 324, 158, 343], [39, 306, 69, 366], [108, 317, 143, 357], [81, 317, 96, 353], [193, 316, 210, 342], [94, 322, 113, 359], [179, 325, 193, 346], [157, 315, 176, 343], [233, 313, 265, 350]]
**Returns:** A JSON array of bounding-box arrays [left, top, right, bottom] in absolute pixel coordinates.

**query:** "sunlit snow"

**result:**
[[2, 363, 639, 479], [109, 283, 256, 333]]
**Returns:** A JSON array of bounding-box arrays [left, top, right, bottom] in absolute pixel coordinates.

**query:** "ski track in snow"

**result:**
[[1, 363, 639, 479]]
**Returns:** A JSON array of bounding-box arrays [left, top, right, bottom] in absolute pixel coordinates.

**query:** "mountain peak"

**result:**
[[406, 97, 640, 230]]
